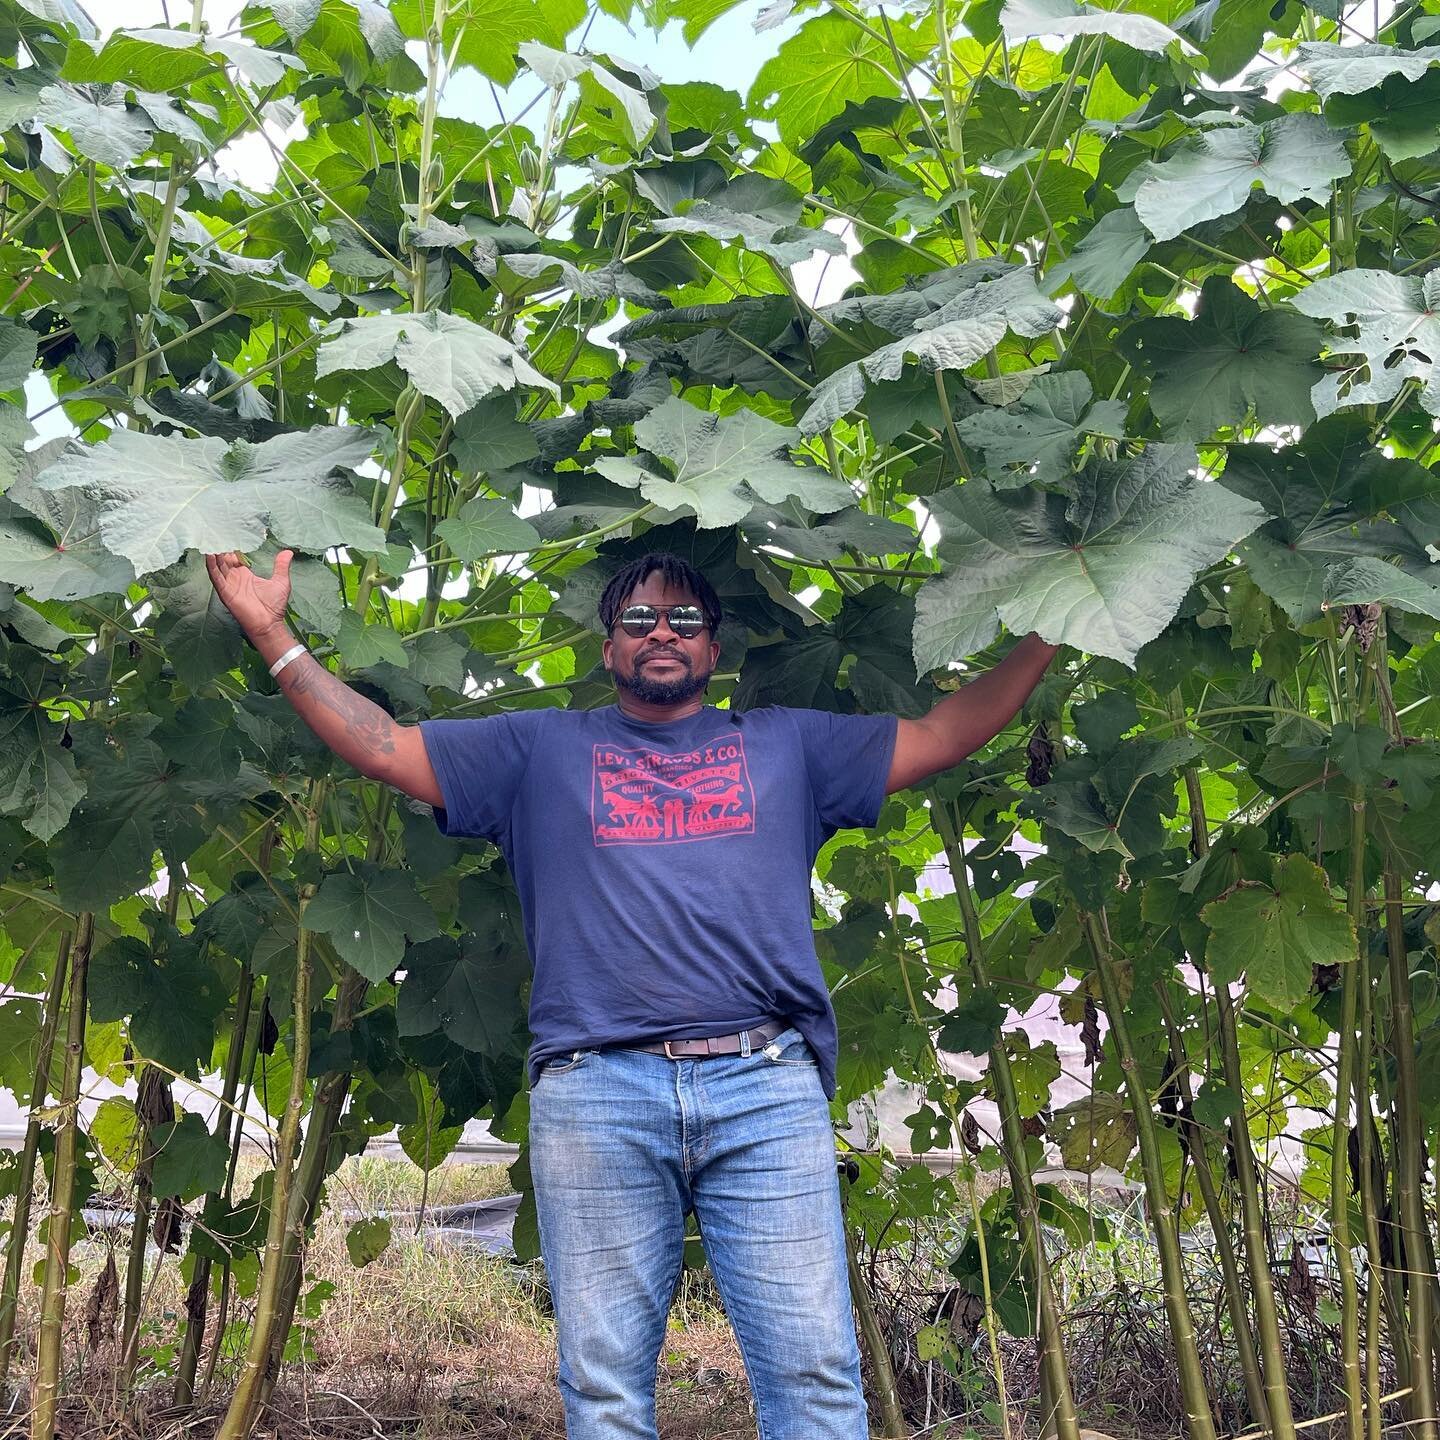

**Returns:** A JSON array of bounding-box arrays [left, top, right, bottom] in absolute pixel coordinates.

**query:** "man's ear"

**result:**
[[602, 636, 614, 672], [709, 639, 720, 668]]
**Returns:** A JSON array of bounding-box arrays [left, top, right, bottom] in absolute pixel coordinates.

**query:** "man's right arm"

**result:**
[[247, 620, 443, 808], [204, 550, 443, 809]]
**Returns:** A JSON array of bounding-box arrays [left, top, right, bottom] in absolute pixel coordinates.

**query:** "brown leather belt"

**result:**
[[627, 1018, 787, 1060]]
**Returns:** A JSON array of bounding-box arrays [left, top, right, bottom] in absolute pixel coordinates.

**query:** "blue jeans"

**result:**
[[528, 1025, 870, 1439]]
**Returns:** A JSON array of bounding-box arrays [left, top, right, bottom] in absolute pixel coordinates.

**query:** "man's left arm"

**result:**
[[886, 633, 1059, 793]]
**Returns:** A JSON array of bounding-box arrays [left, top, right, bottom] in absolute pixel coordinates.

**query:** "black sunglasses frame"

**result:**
[[613, 603, 710, 639]]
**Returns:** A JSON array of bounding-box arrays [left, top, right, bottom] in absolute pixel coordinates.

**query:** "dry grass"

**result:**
[[0, 1156, 760, 1440]]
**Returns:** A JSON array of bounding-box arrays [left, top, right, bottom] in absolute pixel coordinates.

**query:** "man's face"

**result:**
[[603, 573, 720, 707]]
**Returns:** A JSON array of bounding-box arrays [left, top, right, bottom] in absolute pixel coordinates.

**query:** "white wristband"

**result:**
[[268, 642, 308, 678]]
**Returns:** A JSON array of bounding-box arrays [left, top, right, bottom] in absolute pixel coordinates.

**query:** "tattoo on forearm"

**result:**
[[281, 657, 398, 760]]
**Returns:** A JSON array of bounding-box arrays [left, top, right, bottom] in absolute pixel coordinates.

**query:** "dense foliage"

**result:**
[[0, 0, 1438, 1435]]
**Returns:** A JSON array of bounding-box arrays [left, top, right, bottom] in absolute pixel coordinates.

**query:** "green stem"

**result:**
[[32, 912, 94, 1440], [1082, 912, 1218, 1440], [1331, 783, 1366, 1440], [930, 797, 1081, 1440], [214, 785, 325, 1440], [1158, 990, 1271, 1431], [844, 1220, 907, 1438], [1385, 863, 1437, 1438], [119, 1065, 174, 1387], [0, 931, 70, 1388], [1174, 699, 1297, 1439], [257, 963, 370, 1407], [174, 961, 256, 1408]]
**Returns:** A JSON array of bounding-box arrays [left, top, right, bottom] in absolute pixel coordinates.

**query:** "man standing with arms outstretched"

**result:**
[[208, 545, 1056, 1439]]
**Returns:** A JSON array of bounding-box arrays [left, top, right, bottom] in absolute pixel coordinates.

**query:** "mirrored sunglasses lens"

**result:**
[[620, 606, 657, 636], [670, 608, 705, 636]]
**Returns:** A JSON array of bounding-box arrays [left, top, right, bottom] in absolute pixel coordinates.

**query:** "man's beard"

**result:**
[[615, 651, 711, 706]]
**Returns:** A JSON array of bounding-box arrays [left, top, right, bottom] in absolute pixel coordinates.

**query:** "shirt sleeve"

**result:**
[[789, 708, 899, 832], [418, 712, 542, 840]]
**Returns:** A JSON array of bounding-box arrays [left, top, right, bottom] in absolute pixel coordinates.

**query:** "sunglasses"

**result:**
[[614, 603, 709, 638]]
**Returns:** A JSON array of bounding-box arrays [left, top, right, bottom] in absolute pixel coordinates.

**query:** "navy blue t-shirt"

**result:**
[[419, 704, 898, 1099]]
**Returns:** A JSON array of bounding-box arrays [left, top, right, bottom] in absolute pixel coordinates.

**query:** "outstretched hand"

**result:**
[[205, 549, 293, 640]]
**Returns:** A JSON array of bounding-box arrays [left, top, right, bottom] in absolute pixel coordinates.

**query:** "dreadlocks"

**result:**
[[597, 553, 723, 634]]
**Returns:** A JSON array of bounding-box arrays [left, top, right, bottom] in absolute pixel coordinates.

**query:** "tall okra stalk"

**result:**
[[1081, 912, 1218, 1440], [931, 797, 1081, 1440], [0, 932, 71, 1389], [1325, 632, 1371, 1440], [118, 1065, 174, 1386], [1331, 821, 1366, 1440], [844, 1220, 908, 1438], [1158, 992, 1270, 1430], [32, 912, 94, 1440], [173, 963, 256, 1408], [1384, 865, 1437, 1438], [257, 967, 369, 1408], [1176, 706, 1294, 1437], [1352, 928, 1386, 1440], [215, 786, 326, 1440], [1371, 625, 1439, 1439], [199, 979, 270, 1404]]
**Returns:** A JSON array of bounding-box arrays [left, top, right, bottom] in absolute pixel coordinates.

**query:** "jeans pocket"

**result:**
[[538, 1048, 597, 1078], [758, 1026, 818, 1068]]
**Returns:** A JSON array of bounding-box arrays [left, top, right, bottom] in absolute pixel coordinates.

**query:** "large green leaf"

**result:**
[[1201, 853, 1355, 1010], [649, 173, 848, 267], [1022, 738, 1199, 857], [956, 372, 1126, 487], [913, 445, 1267, 669], [50, 733, 207, 913], [1294, 40, 1440, 101], [1044, 207, 1152, 299], [31, 427, 385, 577], [1217, 414, 1433, 622], [749, 13, 931, 147], [1325, 69, 1440, 162], [0, 319, 38, 392], [148, 552, 245, 686], [150, 1113, 228, 1201], [0, 444, 137, 601], [396, 932, 529, 1057], [35, 83, 157, 167], [1001, 0, 1194, 53], [435, 499, 542, 562], [63, 27, 303, 91], [88, 933, 228, 1075], [800, 270, 1063, 435], [316, 312, 556, 420], [735, 586, 932, 716], [1119, 114, 1351, 241], [1289, 268, 1440, 417], [304, 862, 440, 983], [1118, 278, 1323, 439], [0, 652, 84, 841], [595, 396, 852, 528]]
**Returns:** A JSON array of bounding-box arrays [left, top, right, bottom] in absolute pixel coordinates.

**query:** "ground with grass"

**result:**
[[0, 1157, 761, 1440]]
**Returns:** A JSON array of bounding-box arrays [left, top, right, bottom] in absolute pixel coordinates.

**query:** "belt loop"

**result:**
[[739, 1028, 752, 1058]]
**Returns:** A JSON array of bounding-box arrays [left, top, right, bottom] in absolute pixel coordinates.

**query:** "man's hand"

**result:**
[[206, 549, 293, 641]]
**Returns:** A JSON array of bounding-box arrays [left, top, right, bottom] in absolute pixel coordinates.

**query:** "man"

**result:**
[[207, 545, 1056, 1439]]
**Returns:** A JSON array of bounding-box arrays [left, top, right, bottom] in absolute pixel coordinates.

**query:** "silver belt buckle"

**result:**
[[663, 1039, 680, 1060]]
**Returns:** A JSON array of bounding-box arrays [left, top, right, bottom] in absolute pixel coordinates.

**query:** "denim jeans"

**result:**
[[528, 1025, 870, 1440]]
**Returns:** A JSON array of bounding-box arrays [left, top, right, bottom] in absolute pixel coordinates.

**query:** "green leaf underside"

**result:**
[[31, 427, 385, 577], [913, 445, 1267, 670]]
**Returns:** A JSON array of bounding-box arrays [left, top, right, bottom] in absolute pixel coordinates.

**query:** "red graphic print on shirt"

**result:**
[[591, 736, 757, 845]]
